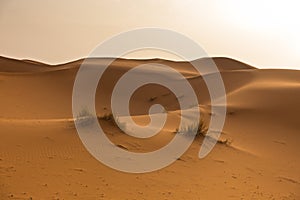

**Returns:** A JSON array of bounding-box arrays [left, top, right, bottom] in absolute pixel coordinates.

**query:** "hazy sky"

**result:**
[[1, 0, 300, 69]]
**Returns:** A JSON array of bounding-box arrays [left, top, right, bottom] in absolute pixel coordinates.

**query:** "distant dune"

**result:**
[[0, 56, 299, 199]]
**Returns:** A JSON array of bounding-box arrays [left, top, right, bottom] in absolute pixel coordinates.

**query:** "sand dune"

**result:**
[[0, 56, 299, 199], [0, 56, 51, 73]]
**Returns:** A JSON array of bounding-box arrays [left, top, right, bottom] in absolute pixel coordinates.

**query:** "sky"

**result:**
[[1, 0, 300, 69]]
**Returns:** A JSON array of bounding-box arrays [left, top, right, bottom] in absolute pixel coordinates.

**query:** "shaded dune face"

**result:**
[[0, 56, 299, 199]]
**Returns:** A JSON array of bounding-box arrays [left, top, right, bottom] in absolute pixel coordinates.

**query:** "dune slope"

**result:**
[[0, 56, 299, 200]]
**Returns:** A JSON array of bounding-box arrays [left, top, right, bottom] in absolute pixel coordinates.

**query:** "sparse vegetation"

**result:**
[[149, 96, 157, 102], [176, 118, 207, 137], [217, 138, 230, 145], [99, 113, 127, 132], [227, 110, 235, 115], [77, 107, 93, 118], [74, 109, 127, 132], [99, 113, 113, 121], [75, 107, 95, 127], [174, 118, 233, 145]]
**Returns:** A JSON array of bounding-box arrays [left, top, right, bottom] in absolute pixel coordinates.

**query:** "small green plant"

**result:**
[[75, 109, 127, 131], [176, 118, 207, 137], [75, 107, 95, 127]]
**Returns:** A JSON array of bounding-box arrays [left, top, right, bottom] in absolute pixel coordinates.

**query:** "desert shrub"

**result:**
[[75, 109, 127, 131], [75, 107, 95, 127], [99, 113, 113, 121], [176, 118, 207, 137]]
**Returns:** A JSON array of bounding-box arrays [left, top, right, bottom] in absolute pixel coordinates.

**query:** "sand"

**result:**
[[0, 56, 299, 199]]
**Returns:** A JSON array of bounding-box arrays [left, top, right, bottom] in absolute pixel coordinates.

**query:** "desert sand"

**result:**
[[0, 56, 299, 199]]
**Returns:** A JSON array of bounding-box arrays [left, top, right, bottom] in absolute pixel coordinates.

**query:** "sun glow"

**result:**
[[217, 0, 300, 64], [219, 0, 300, 30]]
